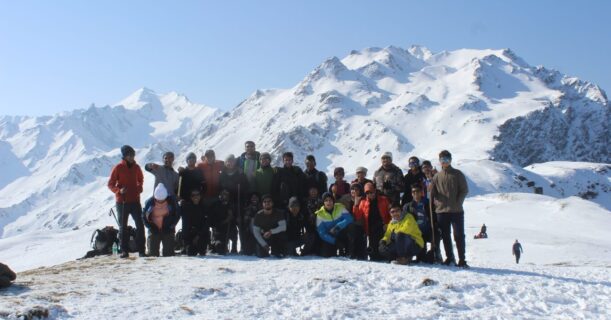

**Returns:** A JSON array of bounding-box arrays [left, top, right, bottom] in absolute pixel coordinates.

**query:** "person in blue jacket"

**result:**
[[142, 183, 180, 257], [315, 192, 362, 259]]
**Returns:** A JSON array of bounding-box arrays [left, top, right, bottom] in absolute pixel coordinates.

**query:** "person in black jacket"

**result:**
[[239, 192, 261, 256], [142, 183, 180, 257], [285, 196, 306, 256], [401, 156, 426, 206], [207, 189, 234, 255], [180, 189, 209, 256], [513, 239, 523, 264], [252, 194, 287, 258], [272, 152, 306, 208], [220, 154, 249, 254], [304, 155, 328, 196], [177, 152, 206, 201]]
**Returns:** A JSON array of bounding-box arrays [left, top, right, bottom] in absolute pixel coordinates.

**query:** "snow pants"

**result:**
[[147, 231, 175, 257], [116, 202, 145, 255]]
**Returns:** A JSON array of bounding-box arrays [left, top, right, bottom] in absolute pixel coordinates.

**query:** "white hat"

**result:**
[[382, 152, 393, 159], [154, 183, 168, 200]]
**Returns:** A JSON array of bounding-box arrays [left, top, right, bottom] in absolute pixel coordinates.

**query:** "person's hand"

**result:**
[[263, 231, 272, 239], [120, 187, 127, 195], [329, 227, 337, 235], [178, 166, 185, 173]]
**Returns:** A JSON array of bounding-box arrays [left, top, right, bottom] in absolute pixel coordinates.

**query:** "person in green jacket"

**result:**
[[379, 204, 424, 265], [254, 152, 274, 196]]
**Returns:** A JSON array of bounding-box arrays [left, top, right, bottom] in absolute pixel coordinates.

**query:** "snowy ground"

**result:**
[[1, 193, 610, 319]]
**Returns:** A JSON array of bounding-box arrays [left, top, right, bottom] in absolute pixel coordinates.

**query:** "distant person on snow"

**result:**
[[430, 150, 469, 268], [480, 224, 487, 237], [142, 183, 180, 257], [107, 145, 146, 258], [145, 151, 179, 198], [513, 239, 523, 264]]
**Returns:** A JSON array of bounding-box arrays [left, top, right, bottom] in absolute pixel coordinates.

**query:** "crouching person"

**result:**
[[252, 194, 287, 258], [379, 204, 424, 265], [143, 183, 180, 257], [181, 189, 209, 256], [316, 192, 361, 259]]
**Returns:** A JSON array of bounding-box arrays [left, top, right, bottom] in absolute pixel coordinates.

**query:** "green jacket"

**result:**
[[254, 166, 275, 196]]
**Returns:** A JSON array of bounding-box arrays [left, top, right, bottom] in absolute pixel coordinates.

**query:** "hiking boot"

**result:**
[[457, 260, 470, 268], [443, 258, 456, 266], [120, 252, 129, 259]]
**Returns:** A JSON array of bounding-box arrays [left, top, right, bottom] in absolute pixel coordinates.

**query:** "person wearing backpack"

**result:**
[[142, 183, 180, 257], [107, 145, 146, 258]]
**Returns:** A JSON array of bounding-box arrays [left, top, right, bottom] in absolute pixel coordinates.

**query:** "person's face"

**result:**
[[245, 143, 255, 154], [356, 171, 366, 180], [206, 154, 215, 163], [323, 198, 334, 210], [226, 159, 236, 170], [350, 188, 360, 199], [191, 192, 201, 205], [422, 164, 432, 175], [250, 195, 260, 205], [283, 156, 293, 167], [261, 157, 271, 167], [382, 156, 392, 168], [262, 198, 273, 210], [408, 160, 419, 172], [412, 189, 423, 202], [289, 206, 300, 216], [305, 160, 315, 171], [124, 154, 135, 164], [308, 187, 318, 198], [163, 154, 174, 167], [366, 189, 376, 200], [390, 207, 401, 220], [439, 157, 451, 169], [187, 157, 196, 168], [334, 173, 344, 181]]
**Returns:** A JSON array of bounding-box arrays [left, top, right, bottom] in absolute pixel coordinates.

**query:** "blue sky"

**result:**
[[0, 1, 609, 116]]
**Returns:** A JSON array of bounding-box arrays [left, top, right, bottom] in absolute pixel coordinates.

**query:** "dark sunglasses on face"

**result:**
[[440, 157, 451, 163]]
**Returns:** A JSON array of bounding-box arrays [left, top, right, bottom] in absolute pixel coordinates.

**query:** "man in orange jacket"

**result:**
[[352, 182, 391, 261], [198, 149, 225, 202], [107, 145, 146, 258]]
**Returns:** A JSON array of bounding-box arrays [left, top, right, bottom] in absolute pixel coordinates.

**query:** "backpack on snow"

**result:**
[[79, 226, 119, 259]]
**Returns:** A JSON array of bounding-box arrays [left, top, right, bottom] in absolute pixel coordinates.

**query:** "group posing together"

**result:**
[[107, 141, 469, 267]]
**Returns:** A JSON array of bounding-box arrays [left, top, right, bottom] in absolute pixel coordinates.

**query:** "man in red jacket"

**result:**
[[198, 149, 225, 203], [352, 182, 391, 261], [107, 145, 146, 258]]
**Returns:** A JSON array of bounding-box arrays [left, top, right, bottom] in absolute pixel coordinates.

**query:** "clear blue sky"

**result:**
[[1, 0, 609, 116]]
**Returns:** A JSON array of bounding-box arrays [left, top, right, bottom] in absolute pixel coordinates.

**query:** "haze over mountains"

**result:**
[[0, 45, 609, 269]]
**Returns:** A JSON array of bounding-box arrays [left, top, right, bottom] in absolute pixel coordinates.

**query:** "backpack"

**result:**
[[90, 226, 119, 254], [123, 226, 138, 253]]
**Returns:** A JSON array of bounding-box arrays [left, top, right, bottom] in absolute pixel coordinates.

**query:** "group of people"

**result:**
[[107, 141, 470, 267]]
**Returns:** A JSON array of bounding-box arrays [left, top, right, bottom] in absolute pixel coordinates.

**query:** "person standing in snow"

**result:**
[[352, 182, 391, 261], [304, 155, 328, 197], [373, 152, 404, 205], [236, 141, 260, 186], [142, 183, 180, 257], [421, 160, 437, 202], [430, 150, 469, 268], [145, 151, 179, 198], [198, 149, 225, 202], [177, 152, 206, 202], [401, 156, 426, 206], [351, 166, 373, 190], [378, 204, 424, 265], [252, 194, 287, 258], [254, 152, 275, 196], [272, 152, 306, 208], [107, 145, 146, 258], [513, 239, 523, 264], [219, 154, 249, 254]]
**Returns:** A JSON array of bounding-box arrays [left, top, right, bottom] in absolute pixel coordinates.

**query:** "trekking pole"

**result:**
[[177, 175, 183, 200], [109, 208, 120, 226], [428, 195, 437, 260]]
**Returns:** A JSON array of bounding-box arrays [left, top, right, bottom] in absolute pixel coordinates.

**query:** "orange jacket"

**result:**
[[108, 160, 144, 203], [352, 194, 391, 235], [197, 160, 225, 198]]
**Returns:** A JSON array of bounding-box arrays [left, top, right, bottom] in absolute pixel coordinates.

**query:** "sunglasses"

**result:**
[[365, 191, 375, 195], [440, 157, 451, 163]]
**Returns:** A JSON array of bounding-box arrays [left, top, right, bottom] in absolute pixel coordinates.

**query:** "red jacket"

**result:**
[[197, 160, 225, 198], [352, 194, 391, 235], [108, 160, 144, 203]]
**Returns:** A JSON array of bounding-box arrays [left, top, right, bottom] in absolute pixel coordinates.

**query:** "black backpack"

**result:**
[[122, 226, 138, 253], [91, 226, 119, 254]]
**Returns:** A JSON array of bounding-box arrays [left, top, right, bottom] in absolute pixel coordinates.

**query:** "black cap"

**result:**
[[121, 145, 135, 158]]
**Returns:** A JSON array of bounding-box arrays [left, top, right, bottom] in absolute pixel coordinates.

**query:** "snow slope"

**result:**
[[1, 193, 610, 319]]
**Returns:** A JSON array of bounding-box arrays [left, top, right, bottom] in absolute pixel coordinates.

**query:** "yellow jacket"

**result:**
[[382, 214, 424, 248]]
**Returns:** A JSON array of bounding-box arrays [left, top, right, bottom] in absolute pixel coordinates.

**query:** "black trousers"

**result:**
[[515, 252, 521, 264], [319, 224, 365, 259], [116, 202, 145, 254], [437, 212, 466, 262], [368, 223, 385, 261], [256, 232, 287, 257]]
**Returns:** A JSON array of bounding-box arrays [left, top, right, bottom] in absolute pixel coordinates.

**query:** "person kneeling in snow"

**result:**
[[252, 194, 287, 258], [379, 204, 424, 265], [316, 192, 361, 258], [142, 183, 180, 257]]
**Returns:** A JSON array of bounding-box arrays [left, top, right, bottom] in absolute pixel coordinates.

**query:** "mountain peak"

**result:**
[[115, 87, 161, 110]]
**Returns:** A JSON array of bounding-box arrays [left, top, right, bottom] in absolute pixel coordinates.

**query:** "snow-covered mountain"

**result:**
[[0, 45, 609, 269]]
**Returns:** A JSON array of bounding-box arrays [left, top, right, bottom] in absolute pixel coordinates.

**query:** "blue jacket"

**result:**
[[142, 196, 180, 234], [315, 203, 353, 244]]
